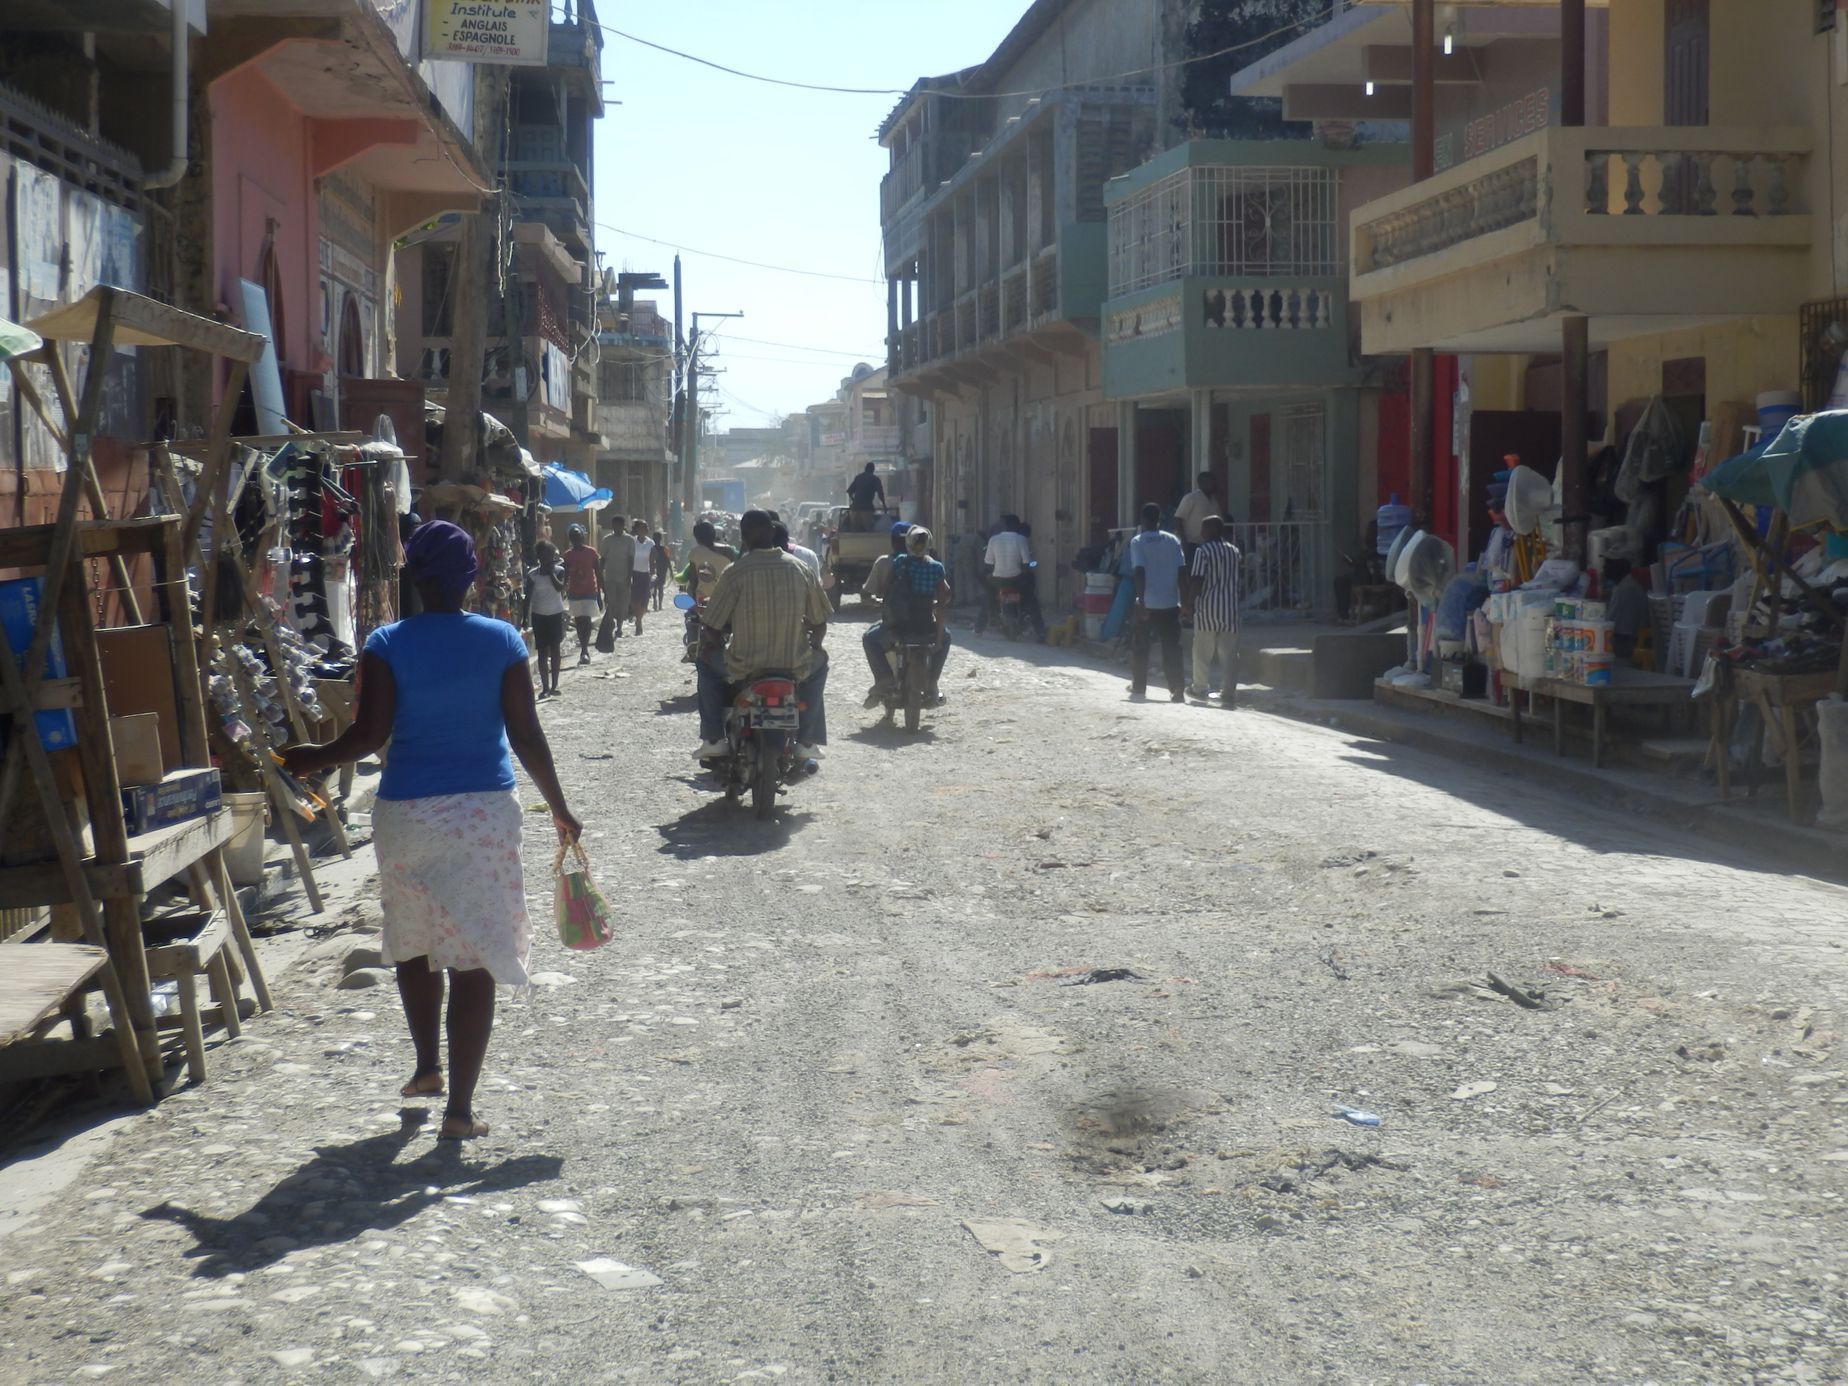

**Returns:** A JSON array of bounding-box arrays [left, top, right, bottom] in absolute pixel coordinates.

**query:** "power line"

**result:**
[[592, 8, 1336, 102], [710, 331, 886, 361], [596, 221, 884, 284]]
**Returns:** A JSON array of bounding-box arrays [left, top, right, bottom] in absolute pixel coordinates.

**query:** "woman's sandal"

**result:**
[[438, 1115, 490, 1140], [400, 1070, 445, 1098]]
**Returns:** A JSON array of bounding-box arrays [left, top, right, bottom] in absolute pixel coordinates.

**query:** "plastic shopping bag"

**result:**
[[552, 841, 613, 950]]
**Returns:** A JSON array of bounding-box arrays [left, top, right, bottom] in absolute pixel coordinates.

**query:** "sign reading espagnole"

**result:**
[[424, 0, 550, 66]]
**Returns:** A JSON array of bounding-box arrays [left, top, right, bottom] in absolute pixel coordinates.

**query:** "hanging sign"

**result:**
[[424, 0, 550, 66]]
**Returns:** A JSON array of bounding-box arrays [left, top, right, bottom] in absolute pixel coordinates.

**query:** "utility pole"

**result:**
[[439, 210, 486, 482], [672, 256, 685, 536], [684, 309, 742, 519]]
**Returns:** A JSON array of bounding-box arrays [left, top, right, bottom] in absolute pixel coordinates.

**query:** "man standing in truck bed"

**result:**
[[845, 462, 884, 531]]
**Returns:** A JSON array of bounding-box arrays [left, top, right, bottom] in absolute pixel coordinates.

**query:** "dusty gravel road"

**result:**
[[3, 611, 1846, 1385]]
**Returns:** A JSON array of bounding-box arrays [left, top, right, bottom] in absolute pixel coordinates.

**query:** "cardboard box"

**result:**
[[0, 575, 79, 753], [121, 767, 222, 836], [97, 625, 184, 771], [0, 746, 86, 866], [109, 712, 165, 787]]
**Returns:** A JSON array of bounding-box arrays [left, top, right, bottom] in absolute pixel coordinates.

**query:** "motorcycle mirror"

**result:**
[[673, 593, 696, 610]]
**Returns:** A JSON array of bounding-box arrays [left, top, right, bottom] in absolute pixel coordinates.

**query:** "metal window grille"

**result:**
[[1799, 297, 1848, 410], [1280, 402, 1328, 521], [1108, 166, 1341, 296]]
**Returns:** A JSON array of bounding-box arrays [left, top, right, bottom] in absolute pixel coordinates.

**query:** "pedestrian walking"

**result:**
[[597, 517, 635, 644], [1184, 515, 1242, 705], [561, 524, 601, 664], [1128, 502, 1186, 702], [283, 520, 580, 1141], [629, 519, 655, 635], [1173, 471, 1222, 560], [525, 538, 567, 698], [651, 529, 672, 610]]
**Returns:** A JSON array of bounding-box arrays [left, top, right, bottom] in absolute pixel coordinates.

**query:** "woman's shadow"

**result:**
[[140, 1110, 563, 1278]]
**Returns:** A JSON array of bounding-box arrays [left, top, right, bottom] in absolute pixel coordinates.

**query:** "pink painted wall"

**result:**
[[208, 64, 319, 375]]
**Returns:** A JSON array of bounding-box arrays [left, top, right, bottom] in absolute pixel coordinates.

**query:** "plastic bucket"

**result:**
[[1083, 612, 1107, 641], [1083, 573, 1117, 595], [223, 792, 269, 886], [1757, 390, 1800, 441]]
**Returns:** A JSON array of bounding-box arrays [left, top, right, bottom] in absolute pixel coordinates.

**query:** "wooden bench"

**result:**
[[1514, 668, 1696, 769]]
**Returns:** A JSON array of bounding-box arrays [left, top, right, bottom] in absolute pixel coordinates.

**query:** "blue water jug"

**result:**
[[1376, 493, 1411, 556]]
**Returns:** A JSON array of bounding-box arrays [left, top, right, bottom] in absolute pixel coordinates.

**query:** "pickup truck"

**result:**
[[823, 505, 898, 603]]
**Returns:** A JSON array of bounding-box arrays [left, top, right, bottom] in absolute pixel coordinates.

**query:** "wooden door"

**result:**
[[1087, 427, 1117, 528], [1135, 414, 1185, 516]]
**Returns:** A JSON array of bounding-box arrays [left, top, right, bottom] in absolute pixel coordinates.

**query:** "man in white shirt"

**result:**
[[1173, 471, 1223, 555], [976, 514, 1044, 637]]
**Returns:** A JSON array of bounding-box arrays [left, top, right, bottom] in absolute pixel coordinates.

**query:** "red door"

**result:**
[[1136, 417, 1185, 515]]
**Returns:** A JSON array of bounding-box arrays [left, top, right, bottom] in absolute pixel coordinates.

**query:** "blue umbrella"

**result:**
[[542, 463, 612, 511]]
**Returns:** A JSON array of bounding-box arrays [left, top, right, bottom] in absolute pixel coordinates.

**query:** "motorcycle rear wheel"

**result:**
[[903, 653, 925, 733], [751, 753, 777, 820]]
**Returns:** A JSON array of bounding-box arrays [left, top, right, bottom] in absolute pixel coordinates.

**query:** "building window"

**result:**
[[599, 359, 647, 402], [1820, 0, 1836, 34], [1107, 166, 1341, 297]]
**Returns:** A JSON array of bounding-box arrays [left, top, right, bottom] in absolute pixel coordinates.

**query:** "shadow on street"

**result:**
[[655, 798, 815, 857], [845, 721, 941, 748], [138, 1111, 564, 1278]]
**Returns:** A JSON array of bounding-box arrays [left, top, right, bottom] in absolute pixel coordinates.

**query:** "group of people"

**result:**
[[272, 468, 1246, 1144], [524, 518, 674, 697]]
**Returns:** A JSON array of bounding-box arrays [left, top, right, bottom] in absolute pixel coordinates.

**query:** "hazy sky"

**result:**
[[589, 1, 1022, 429]]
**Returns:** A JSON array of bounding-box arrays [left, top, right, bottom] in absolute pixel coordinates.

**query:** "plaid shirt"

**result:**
[[703, 547, 832, 681], [892, 553, 944, 597]]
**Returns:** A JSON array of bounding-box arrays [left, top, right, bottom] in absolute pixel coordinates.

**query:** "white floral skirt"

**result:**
[[373, 790, 532, 987]]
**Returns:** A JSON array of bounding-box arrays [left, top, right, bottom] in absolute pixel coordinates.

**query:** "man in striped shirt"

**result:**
[[1184, 515, 1242, 706]]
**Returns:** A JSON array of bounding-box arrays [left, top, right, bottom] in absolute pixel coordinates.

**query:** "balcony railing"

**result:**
[[1353, 125, 1812, 278], [890, 245, 1068, 381], [1108, 165, 1343, 298]]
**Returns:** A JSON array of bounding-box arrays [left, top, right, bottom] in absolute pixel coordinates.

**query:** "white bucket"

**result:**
[[1084, 573, 1117, 594], [224, 792, 269, 886], [1083, 612, 1107, 641]]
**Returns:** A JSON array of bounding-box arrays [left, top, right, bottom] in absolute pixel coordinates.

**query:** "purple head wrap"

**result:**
[[405, 519, 479, 598]]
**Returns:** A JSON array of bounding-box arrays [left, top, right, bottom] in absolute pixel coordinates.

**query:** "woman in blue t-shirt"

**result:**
[[285, 521, 580, 1140]]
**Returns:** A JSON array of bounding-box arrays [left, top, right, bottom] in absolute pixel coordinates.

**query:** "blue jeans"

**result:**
[[697, 649, 829, 746], [863, 622, 951, 691]]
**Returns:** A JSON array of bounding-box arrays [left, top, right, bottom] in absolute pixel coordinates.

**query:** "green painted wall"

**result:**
[[1102, 277, 1354, 399]]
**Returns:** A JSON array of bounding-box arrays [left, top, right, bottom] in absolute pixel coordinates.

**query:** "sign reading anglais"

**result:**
[[424, 0, 550, 66]]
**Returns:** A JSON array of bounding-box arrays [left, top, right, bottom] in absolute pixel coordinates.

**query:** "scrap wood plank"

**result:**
[[0, 943, 106, 1043]]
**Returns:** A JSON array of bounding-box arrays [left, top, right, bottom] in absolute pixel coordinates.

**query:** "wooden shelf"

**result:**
[[0, 809, 231, 908]]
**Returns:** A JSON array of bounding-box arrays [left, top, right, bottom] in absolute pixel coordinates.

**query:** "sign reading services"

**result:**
[[425, 0, 550, 66]]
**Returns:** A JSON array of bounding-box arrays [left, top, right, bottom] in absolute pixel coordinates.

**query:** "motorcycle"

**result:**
[[717, 670, 807, 819], [996, 559, 1038, 642], [675, 590, 704, 664], [877, 630, 937, 734]]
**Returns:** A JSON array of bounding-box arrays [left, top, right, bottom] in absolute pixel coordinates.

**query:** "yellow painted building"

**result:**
[[1349, 0, 1844, 451]]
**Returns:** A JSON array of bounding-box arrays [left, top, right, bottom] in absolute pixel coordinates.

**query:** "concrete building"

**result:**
[[594, 285, 673, 529], [394, 0, 604, 477], [1254, 0, 1841, 577], [1231, 0, 1613, 562], [1100, 136, 1409, 615], [0, 0, 488, 514], [878, 0, 1343, 608]]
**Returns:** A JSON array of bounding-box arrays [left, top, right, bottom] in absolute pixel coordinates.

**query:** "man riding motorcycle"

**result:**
[[693, 509, 831, 764], [974, 513, 1046, 639], [863, 522, 952, 708]]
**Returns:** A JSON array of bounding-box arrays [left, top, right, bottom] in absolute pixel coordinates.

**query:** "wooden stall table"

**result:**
[[1525, 668, 1696, 769], [1712, 666, 1838, 823]]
